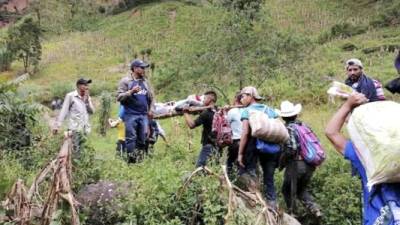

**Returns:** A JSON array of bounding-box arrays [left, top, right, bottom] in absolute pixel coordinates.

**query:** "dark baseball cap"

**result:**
[[76, 78, 92, 85], [130, 59, 149, 69]]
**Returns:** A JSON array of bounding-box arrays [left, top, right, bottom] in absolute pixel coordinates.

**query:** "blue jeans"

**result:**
[[196, 144, 217, 167], [239, 137, 279, 202], [123, 114, 148, 155], [259, 152, 279, 201]]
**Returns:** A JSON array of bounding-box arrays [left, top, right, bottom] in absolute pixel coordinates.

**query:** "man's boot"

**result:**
[[127, 152, 136, 164]]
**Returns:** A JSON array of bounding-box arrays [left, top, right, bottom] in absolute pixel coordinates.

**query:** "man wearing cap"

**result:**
[[344, 58, 385, 102], [53, 78, 94, 155], [277, 101, 322, 218], [117, 59, 155, 163], [238, 86, 280, 208]]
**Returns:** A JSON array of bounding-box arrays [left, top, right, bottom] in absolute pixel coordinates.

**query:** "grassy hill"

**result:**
[[1, 0, 400, 224]]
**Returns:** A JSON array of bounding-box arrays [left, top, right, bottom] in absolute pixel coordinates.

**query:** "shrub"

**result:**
[[0, 83, 41, 151], [0, 47, 13, 72], [318, 23, 367, 43], [370, 2, 400, 28], [97, 91, 112, 136], [6, 17, 42, 73]]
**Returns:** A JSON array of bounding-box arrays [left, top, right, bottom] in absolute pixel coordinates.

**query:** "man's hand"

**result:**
[[130, 85, 141, 94], [148, 111, 154, 119], [182, 106, 190, 113], [237, 154, 245, 168], [345, 93, 368, 109], [83, 90, 90, 102]]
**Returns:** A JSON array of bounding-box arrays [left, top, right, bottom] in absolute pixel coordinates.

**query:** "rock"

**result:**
[[76, 181, 133, 225], [282, 213, 302, 225], [341, 43, 357, 51]]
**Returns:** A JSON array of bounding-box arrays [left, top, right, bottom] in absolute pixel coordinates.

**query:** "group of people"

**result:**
[[182, 85, 323, 218], [52, 57, 400, 224]]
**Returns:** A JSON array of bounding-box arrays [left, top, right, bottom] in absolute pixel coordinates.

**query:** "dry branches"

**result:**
[[1, 136, 80, 225]]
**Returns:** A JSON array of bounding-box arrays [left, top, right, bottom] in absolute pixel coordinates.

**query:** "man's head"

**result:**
[[130, 59, 150, 77], [203, 90, 217, 106], [76, 78, 92, 95], [345, 58, 363, 82], [232, 92, 242, 105], [240, 86, 263, 106], [277, 100, 302, 123]]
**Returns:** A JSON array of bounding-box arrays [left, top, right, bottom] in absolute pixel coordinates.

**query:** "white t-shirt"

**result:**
[[227, 108, 242, 140]]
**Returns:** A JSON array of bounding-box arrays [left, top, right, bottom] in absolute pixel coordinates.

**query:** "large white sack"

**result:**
[[347, 101, 400, 189], [249, 110, 289, 143]]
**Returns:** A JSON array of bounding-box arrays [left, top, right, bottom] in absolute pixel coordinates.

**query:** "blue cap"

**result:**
[[130, 59, 149, 69]]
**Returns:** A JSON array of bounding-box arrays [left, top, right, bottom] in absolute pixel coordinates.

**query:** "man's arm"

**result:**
[[116, 77, 132, 102], [183, 112, 196, 129], [238, 119, 250, 168], [85, 95, 95, 114], [53, 93, 71, 133], [144, 80, 156, 114], [325, 93, 367, 155]]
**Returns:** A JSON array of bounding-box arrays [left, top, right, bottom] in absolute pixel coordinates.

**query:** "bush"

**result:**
[[97, 91, 112, 136], [0, 47, 12, 72], [370, 2, 400, 28], [318, 23, 367, 43], [6, 17, 42, 73], [0, 83, 41, 151]]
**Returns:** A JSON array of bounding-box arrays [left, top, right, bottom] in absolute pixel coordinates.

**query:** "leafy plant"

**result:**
[[0, 83, 41, 151], [6, 17, 42, 73], [98, 91, 112, 136], [0, 47, 13, 72]]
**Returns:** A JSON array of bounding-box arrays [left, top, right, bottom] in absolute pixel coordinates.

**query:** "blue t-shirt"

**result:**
[[241, 103, 278, 121], [118, 105, 125, 118], [344, 141, 400, 225], [122, 79, 149, 115]]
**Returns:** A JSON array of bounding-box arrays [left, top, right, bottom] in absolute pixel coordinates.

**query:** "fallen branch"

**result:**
[[2, 136, 80, 225], [176, 166, 300, 225]]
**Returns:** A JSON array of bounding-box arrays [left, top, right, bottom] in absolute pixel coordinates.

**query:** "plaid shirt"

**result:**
[[283, 121, 301, 158]]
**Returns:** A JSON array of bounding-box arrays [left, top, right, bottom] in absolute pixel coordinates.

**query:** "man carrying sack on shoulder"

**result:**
[[238, 86, 284, 209]]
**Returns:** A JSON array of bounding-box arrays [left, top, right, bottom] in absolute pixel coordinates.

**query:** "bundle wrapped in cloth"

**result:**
[[249, 110, 289, 144], [347, 101, 400, 189], [327, 81, 354, 101]]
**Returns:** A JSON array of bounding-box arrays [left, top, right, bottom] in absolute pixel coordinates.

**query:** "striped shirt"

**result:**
[[351, 79, 386, 101]]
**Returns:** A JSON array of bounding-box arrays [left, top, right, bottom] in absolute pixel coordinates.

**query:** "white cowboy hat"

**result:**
[[277, 100, 302, 117]]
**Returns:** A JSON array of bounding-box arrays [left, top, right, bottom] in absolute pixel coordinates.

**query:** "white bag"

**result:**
[[248, 109, 289, 143], [347, 101, 400, 188]]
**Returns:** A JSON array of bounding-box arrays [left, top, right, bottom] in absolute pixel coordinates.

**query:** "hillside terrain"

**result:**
[[0, 0, 400, 224]]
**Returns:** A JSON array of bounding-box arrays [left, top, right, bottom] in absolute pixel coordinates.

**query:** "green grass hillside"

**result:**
[[1, 0, 400, 224]]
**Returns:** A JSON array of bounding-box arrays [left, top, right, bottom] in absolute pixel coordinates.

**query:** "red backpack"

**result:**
[[212, 110, 233, 148]]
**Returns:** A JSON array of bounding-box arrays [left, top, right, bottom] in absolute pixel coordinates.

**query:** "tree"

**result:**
[[6, 17, 42, 73]]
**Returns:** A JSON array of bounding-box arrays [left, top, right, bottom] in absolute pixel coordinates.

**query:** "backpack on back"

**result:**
[[294, 123, 326, 166], [212, 110, 233, 148]]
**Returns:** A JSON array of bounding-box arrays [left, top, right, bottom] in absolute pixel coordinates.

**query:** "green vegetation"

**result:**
[[1, 0, 400, 224], [6, 17, 42, 73]]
